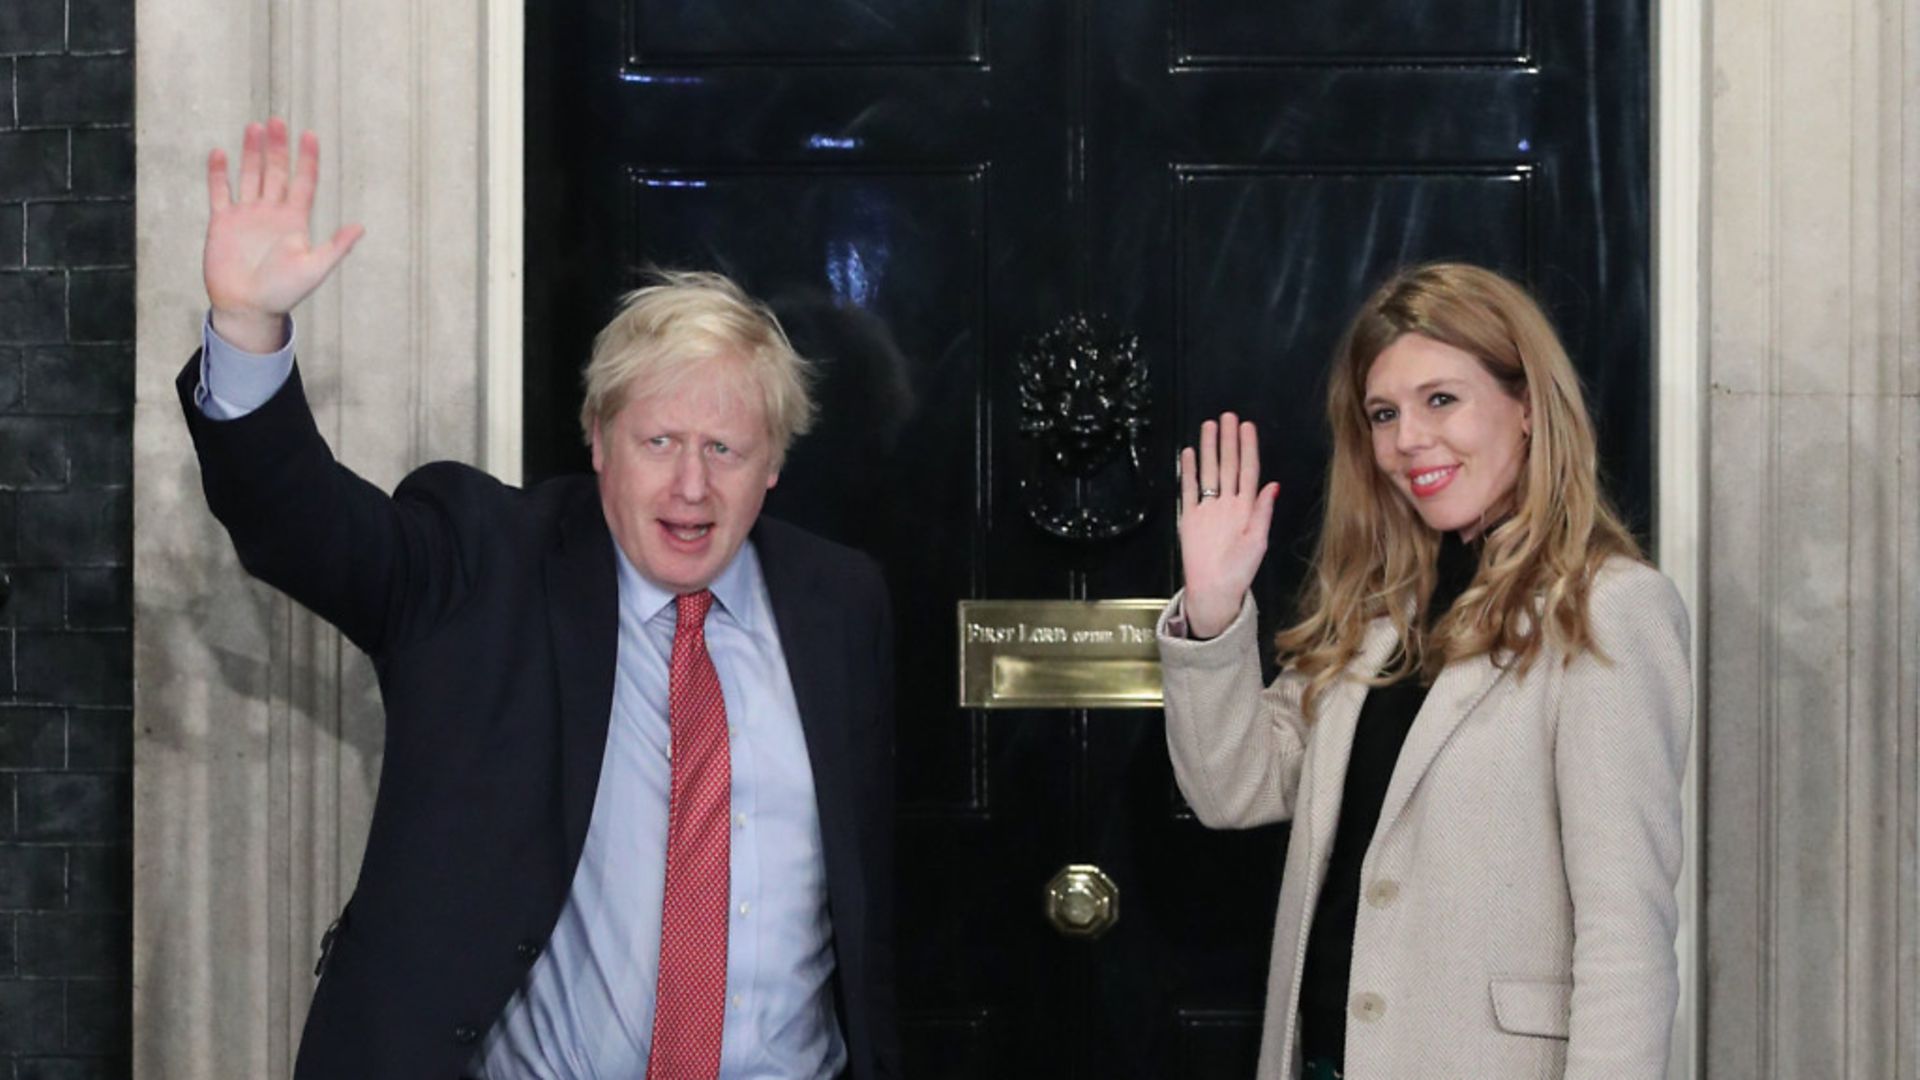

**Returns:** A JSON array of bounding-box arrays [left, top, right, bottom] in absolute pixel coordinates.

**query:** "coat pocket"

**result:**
[[1489, 977, 1572, 1040]]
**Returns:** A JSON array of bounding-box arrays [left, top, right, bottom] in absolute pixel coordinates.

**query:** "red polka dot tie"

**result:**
[[646, 590, 730, 1079]]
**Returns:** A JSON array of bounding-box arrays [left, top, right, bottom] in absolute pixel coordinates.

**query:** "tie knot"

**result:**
[[675, 589, 714, 631]]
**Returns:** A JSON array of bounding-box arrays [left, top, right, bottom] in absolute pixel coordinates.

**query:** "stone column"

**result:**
[[131, 0, 502, 1074], [1703, 0, 1920, 1073]]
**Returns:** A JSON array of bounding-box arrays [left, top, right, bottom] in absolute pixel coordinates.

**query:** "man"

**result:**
[[181, 117, 899, 1079]]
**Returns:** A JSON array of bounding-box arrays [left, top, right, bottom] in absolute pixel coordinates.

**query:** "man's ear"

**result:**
[[589, 418, 604, 473], [765, 470, 780, 491]]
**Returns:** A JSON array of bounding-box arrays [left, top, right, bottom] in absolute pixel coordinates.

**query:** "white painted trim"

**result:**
[[1654, 0, 1707, 1075], [483, 0, 525, 483]]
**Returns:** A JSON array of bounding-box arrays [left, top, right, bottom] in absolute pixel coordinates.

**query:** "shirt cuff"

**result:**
[[195, 312, 295, 420]]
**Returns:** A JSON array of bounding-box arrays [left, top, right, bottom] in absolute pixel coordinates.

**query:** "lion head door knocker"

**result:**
[[1016, 313, 1154, 541]]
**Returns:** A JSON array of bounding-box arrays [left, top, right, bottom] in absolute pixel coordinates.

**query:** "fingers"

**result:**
[[1218, 411, 1241, 498], [262, 117, 291, 203], [1197, 418, 1219, 499], [289, 130, 321, 210], [206, 148, 231, 212], [237, 122, 265, 203], [1238, 417, 1261, 497], [314, 223, 366, 276], [232, 118, 298, 204], [1253, 481, 1281, 531], [1192, 412, 1268, 505]]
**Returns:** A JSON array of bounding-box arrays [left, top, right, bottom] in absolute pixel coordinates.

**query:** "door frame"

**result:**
[[482, 2, 1709, 1074], [1654, 0, 1706, 1074], [483, 0, 525, 483]]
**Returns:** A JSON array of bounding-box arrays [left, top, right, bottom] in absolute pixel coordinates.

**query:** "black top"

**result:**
[[1297, 531, 1479, 1064]]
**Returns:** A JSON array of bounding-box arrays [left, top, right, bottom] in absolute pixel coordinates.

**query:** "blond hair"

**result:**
[[579, 269, 816, 466], [1275, 262, 1643, 719]]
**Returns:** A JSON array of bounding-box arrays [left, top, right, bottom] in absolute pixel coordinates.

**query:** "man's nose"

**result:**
[[672, 449, 710, 500]]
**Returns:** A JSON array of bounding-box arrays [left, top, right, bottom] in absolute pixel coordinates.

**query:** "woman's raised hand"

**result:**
[[203, 117, 364, 353], [1177, 412, 1280, 639]]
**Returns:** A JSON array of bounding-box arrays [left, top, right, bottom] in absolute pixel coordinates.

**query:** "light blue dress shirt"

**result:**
[[198, 318, 847, 1079], [194, 314, 296, 418]]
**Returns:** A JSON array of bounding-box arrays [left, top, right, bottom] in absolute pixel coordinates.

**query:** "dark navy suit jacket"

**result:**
[[178, 357, 899, 1080]]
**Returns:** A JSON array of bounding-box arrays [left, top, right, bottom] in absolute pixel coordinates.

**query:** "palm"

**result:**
[[1180, 497, 1268, 593], [1177, 413, 1280, 638], [203, 119, 363, 337], [206, 202, 333, 315]]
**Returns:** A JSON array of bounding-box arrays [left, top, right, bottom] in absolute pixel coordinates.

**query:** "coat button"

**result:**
[[1350, 991, 1387, 1022], [453, 1024, 480, 1045], [515, 940, 542, 962], [1365, 879, 1401, 908]]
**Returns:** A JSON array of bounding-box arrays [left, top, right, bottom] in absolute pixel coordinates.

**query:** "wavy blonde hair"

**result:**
[[1274, 262, 1643, 720], [580, 269, 816, 468]]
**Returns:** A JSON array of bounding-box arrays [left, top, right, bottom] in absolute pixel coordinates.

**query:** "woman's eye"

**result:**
[[1368, 407, 1396, 425], [1428, 392, 1456, 408]]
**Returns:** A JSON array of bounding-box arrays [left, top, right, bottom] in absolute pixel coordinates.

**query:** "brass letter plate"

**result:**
[[958, 599, 1168, 709]]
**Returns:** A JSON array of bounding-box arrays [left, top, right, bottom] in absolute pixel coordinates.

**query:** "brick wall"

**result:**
[[0, 0, 135, 1075]]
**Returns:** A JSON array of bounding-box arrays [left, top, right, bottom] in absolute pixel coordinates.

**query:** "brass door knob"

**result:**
[[1045, 863, 1119, 940]]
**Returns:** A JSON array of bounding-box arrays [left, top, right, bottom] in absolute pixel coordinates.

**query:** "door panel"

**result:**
[[627, 0, 984, 61], [1176, 0, 1528, 60], [527, 0, 1649, 1073]]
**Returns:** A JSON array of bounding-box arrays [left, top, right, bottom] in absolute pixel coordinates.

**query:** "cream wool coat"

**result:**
[[1158, 558, 1690, 1080]]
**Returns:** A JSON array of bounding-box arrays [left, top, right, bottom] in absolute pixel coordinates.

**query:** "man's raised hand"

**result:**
[[203, 118, 364, 353]]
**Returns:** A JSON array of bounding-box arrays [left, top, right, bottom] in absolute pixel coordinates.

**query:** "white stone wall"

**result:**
[[131, 0, 495, 1075], [1702, 0, 1920, 1073]]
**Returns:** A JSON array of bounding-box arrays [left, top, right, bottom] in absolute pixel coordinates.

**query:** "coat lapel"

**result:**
[[544, 484, 620, 869], [1372, 650, 1504, 841], [752, 521, 862, 881]]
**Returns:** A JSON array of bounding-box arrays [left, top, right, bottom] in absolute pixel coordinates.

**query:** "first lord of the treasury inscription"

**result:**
[[957, 600, 1168, 709]]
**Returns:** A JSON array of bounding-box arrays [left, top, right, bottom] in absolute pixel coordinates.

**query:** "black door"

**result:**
[[524, 2, 1649, 1075]]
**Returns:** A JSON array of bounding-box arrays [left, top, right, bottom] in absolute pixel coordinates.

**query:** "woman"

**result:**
[[1159, 263, 1689, 1079]]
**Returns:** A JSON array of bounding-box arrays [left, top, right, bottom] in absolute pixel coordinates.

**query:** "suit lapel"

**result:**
[[1372, 650, 1504, 841], [545, 485, 620, 869], [753, 521, 862, 879]]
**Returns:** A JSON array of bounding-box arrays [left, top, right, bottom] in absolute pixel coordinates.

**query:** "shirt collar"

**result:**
[[614, 539, 761, 632]]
